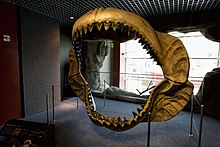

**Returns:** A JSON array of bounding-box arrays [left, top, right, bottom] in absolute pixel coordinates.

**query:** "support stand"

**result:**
[[147, 112, 151, 147], [76, 96, 79, 110], [103, 80, 109, 108], [46, 94, 49, 125], [51, 85, 55, 122], [189, 94, 204, 147]]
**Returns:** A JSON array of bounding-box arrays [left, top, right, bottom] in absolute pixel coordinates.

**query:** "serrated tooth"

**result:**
[[83, 26, 87, 34], [128, 29, 131, 36], [111, 117, 116, 123], [133, 31, 138, 40], [129, 119, 136, 125], [143, 44, 149, 50], [93, 112, 98, 117], [106, 116, 111, 120], [79, 29, 83, 37], [109, 122, 115, 128], [104, 22, 110, 30], [156, 62, 161, 65], [88, 24, 93, 32], [137, 108, 142, 114], [132, 111, 138, 117], [117, 117, 121, 122], [96, 23, 103, 31], [112, 23, 117, 31], [103, 120, 110, 126], [120, 25, 124, 32], [140, 104, 145, 108], [116, 123, 123, 129], [122, 116, 127, 122], [75, 31, 79, 38], [147, 50, 152, 55]]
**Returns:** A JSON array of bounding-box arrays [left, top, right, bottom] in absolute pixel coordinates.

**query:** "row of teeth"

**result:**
[[86, 95, 148, 131], [72, 22, 159, 130], [88, 88, 96, 111], [73, 21, 141, 40], [73, 22, 161, 65]]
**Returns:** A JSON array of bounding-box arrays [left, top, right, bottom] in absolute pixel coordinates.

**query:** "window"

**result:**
[[170, 31, 220, 93], [120, 39, 163, 95], [120, 32, 220, 94]]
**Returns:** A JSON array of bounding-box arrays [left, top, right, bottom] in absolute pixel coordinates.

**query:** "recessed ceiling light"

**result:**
[[70, 16, 74, 20]]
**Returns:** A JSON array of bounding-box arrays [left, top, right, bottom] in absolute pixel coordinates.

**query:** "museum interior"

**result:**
[[0, 0, 220, 146]]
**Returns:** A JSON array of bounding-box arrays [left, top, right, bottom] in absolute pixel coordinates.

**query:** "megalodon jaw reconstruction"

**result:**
[[68, 7, 194, 131]]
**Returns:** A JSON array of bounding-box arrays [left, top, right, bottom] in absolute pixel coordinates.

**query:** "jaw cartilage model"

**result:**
[[68, 7, 194, 131]]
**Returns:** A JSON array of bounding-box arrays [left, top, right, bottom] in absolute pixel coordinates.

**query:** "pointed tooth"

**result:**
[[122, 116, 127, 122], [129, 119, 137, 125], [147, 50, 153, 54], [96, 23, 103, 31], [143, 44, 149, 49], [123, 122, 130, 128], [103, 120, 110, 127], [79, 29, 83, 37], [138, 38, 145, 44], [120, 25, 124, 32], [117, 117, 121, 122], [106, 116, 111, 121], [132, 111, 138, 117], [138, 39, 142, 43], [83, 26, 87, 34], [109, 122, 115, 129], [111, 117, 116, 123], [75, 31, 79, 38], [140, 104, 145, 108], [128, 29, 131, 36], [93, 112, 98, 117], [112, 23, 117, 31], [116, 123, 123, 129], [133, 31, 138, 40], [88, 24, 94, 32], [104, 22, 110, 30], [137, 108, 142, 114], [156, 62, 161, 65]]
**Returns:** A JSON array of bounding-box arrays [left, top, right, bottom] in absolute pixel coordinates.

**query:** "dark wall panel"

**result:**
[[0, 1, 22, 124], [20, 8, 60, 116], [0, 1, 18, 48], [60, 26, 72, 99]]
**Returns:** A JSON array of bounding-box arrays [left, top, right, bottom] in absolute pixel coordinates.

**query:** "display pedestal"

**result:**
[[0, 119, 55, 147], [189, 94, 204, 147]]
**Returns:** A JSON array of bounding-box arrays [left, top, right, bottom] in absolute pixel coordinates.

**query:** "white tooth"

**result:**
[[96, 23, 102, 31], [79, 29, 83, 37], [133, 32, 137, 40], [88, 24, 93, 32], [112, 22, 120, 31], [83, 26, 87, 34], [104, 23, 110, 30], [137, 108, 142, 114], [75, 31, 79, 38], [128, 30, 130, 36]]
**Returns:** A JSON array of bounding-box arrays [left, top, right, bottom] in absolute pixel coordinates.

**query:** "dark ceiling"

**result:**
[[5, 0, 220, 41], [6, 0, 220, 24]]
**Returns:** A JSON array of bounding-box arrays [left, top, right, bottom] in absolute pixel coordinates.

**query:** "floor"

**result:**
[[21, 97, 220, 147]]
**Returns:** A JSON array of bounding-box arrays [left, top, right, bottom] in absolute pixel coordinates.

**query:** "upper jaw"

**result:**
[[72, 7, 189, 84], [70, 7, 192, 131]]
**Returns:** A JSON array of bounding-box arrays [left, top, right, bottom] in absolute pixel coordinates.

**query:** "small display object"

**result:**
[[0, 119, 55, 147]]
